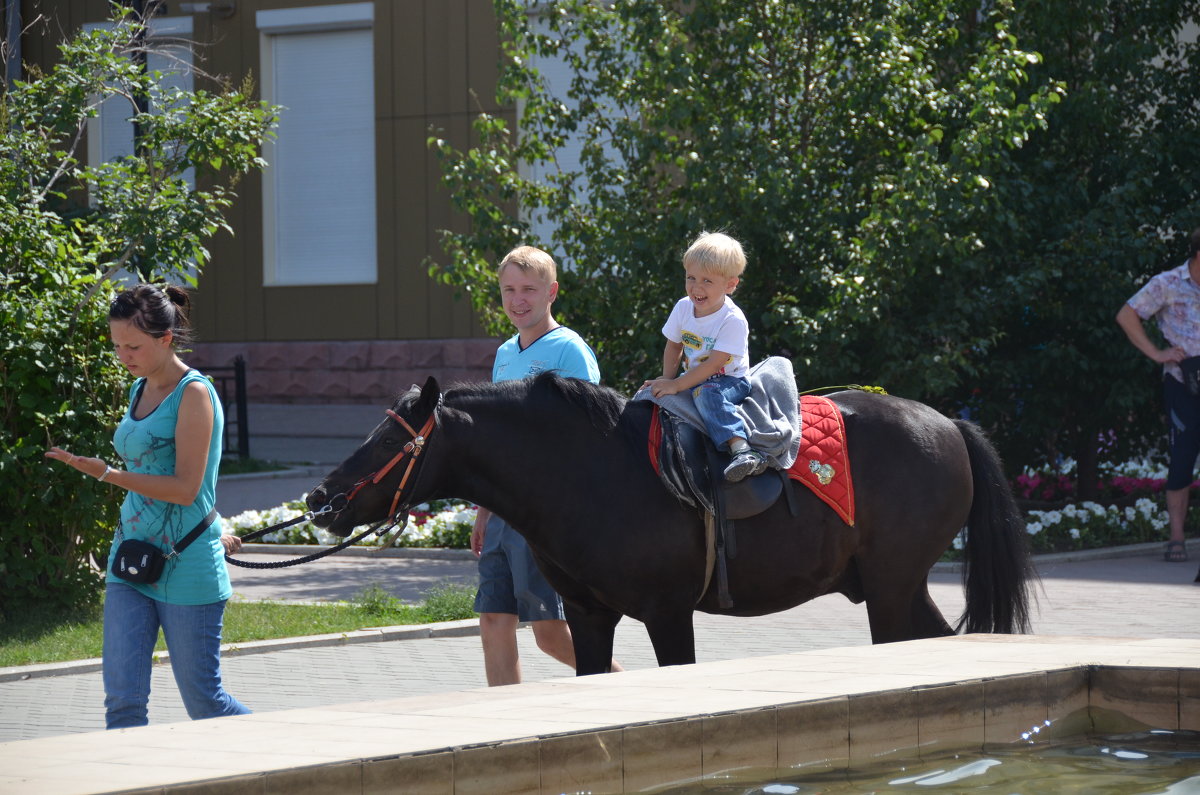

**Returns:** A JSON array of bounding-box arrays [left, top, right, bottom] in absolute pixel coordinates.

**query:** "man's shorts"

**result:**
[[473, 514, 565, 621], [1163, 375, 1200, 490]]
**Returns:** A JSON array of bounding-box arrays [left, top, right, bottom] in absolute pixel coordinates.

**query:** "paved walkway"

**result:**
[[2, 542, 1197, 743]]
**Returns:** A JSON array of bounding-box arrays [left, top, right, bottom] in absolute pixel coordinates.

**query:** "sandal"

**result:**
[[1164, 540, 1188, 562]]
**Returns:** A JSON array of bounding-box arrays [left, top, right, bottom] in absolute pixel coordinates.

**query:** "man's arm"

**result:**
[[1116, 303, 1185, 364]]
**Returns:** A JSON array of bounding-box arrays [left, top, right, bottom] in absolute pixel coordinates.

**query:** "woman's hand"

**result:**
[[45, 447, 107, 479], [220, 534, 242, 554]]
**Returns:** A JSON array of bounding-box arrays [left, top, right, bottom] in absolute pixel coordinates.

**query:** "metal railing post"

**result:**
[[234, 355, 250, 459]]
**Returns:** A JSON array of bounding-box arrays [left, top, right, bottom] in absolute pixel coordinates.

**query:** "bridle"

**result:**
[[334, 394, 443, 534], [223, 395, 442, 570]]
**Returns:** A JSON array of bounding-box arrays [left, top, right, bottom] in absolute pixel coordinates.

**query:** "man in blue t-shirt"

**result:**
[[470, 245, 621, 684]]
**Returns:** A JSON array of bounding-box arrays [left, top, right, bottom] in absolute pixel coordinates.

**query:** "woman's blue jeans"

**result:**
[[102, 581, 250, 729], [691, 374, 751, 449]]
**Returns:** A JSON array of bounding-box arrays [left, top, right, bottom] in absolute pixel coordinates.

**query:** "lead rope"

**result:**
[[223, 503, 408, 570]]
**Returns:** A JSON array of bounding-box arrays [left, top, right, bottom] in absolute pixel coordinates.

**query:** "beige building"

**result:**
[[14, 0, 505, 403]]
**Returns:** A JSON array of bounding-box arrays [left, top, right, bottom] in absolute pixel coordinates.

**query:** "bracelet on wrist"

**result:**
[[97, 465, 112, 483]]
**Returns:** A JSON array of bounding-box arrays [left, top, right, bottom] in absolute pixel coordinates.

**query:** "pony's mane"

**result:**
[[441, 372, 627, 432]]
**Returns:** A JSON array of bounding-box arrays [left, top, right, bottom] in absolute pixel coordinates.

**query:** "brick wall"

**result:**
[[185, 339, 500, 404]]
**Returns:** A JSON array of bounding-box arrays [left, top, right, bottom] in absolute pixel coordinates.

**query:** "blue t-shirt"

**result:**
[[106, 370, 230, 605], [493, 326, 601, 385]]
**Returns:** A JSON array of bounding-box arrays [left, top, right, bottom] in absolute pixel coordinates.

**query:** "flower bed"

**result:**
[[944, 458, 1194, 560], [1013, 458, 1200, 505], [222, 499, 476, 549], [946, 497, 1172, 560]]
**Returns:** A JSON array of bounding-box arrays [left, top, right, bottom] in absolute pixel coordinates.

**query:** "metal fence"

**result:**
[[205, 355, 250, 459]]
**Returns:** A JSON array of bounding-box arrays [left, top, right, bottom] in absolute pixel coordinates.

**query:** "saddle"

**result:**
[[649, 407, 799, 608], [648, 395, 856, 609]]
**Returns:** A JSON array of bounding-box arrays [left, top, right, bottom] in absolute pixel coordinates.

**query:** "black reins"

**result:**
[[223, 396, 441, 570]]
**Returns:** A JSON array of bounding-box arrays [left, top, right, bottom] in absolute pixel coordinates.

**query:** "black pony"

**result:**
[[308, 374, 1035, 674]]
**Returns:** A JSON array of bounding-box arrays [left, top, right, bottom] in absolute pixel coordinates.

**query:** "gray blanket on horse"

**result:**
[[633, 355, 801, 470]]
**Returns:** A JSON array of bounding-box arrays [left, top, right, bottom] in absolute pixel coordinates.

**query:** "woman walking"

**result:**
[[46, 284, 249, 729]]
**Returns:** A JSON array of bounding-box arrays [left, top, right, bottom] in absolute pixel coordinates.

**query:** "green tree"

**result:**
[[958, 0, 1200, 495], [429, 0, 1060, 396], [0, 14, 277, 611]]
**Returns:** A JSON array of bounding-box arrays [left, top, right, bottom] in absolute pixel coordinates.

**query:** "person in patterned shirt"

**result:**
[[1117, 227, 1200, 562]]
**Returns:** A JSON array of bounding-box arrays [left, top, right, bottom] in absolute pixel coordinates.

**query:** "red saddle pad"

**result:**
[[787, 394, 856, 526]]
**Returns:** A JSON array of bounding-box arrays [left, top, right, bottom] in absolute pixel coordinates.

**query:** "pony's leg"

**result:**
[[563, 602, 623, 676], [865, 579, 954, 644], [643, 613, 698, 666]]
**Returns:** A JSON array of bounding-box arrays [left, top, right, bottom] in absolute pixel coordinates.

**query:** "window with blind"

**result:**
[[257, 3, 376, 286], [84, 16, 195, 284]]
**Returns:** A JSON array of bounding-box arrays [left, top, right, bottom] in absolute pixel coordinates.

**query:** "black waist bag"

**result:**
[[112, 509, 218, 584]]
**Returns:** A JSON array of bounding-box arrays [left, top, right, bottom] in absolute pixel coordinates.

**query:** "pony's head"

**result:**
[[307, 376, 443, 536]]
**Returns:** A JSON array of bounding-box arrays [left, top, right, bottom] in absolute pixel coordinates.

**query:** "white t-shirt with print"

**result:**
[[661, 295, 750, 378]]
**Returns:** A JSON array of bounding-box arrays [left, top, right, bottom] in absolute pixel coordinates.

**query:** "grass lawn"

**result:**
[[0, 583, 476, 668]]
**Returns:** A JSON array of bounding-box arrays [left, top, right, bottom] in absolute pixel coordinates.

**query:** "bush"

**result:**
[[0, 16, 276, 612], [417, 583, 478, 623], [351, 581, 476, 623], [0, 279, 125, 610]]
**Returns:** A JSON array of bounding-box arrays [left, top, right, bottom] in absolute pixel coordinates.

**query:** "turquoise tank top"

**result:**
[[105, 370, 230, 605]]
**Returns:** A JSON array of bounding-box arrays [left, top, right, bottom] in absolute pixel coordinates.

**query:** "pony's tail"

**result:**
[[953, 419, 1038, 634]]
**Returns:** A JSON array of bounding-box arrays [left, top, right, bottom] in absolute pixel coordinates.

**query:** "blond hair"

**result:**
[[497, 245, 557, 284], [683, 232, 746, 279]]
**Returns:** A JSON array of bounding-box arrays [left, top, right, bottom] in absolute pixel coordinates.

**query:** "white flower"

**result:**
[[1044, 511, 1062, 525], [952, 534, 965, 550], [1025, 522, 1043, 536], [1069, 528, 1081, 539], [1063, 505, 1079, 518]]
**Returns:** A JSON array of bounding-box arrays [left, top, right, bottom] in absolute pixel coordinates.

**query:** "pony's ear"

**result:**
[[414, 376, 440, 415]]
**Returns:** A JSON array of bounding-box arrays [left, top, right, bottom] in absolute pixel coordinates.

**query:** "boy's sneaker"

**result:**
[[724, 449, 767, 483]]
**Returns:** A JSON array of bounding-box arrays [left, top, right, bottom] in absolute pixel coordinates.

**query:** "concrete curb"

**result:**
[[929, 540, 1166, 573], [0, 619, 481, 684], [218, 465, 326, 482]]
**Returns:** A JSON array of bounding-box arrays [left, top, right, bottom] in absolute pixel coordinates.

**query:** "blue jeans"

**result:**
[[692, 375, 751, 449], [1163, 374, 1200, 490], [102, 582, 250, 729]]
